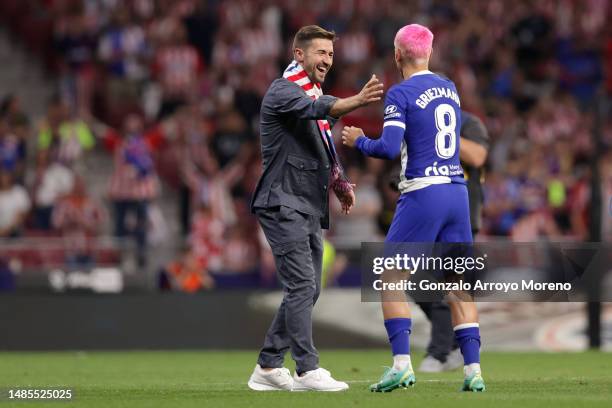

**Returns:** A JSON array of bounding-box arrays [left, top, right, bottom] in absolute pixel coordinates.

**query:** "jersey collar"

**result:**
[[410, 70, 433, 77]]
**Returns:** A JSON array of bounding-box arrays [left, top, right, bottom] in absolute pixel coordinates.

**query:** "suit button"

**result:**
[[323, 185, 327, 190], [300, 163, 304, 169], [325, 164, 330, 169]]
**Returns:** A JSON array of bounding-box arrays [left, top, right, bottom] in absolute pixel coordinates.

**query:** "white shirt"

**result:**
[[36, 163, 75, 206], [0, 185, 31, 230]]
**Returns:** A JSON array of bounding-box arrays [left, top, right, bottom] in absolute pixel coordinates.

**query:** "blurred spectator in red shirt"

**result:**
[[52, 176, 106, 265], [152, 23, 203, 118], [108, 114, 159, 266], [188, 203, 225, 274], [52, 176, 106, 239]]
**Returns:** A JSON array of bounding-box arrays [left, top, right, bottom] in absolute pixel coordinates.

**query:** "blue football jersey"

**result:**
[[355, 70, 472, 243], [384, 71, 464, 193]]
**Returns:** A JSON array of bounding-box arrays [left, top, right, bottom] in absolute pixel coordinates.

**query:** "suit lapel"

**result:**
[[295, 86, 335, 163]]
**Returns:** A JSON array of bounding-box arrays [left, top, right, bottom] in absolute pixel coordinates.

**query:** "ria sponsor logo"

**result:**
[[425, 162, 450, 176], [425, 162, 463, 176]]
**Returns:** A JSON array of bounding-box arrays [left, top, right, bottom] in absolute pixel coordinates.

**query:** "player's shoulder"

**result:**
[[385, 82, 413, 104]]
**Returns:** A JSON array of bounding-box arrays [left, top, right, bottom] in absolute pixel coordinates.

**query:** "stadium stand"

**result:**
[[0, 0, 610, 291]]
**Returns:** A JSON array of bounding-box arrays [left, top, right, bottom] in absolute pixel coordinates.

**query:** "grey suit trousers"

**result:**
[[255, 205, 323, 374]]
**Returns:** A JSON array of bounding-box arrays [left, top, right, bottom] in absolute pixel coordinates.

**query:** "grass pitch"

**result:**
[[0, 350, 610, 407]]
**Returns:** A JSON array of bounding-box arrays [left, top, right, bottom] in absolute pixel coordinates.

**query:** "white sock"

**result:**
[[464, 363, 481, 377], [393, 354, 412, 371]]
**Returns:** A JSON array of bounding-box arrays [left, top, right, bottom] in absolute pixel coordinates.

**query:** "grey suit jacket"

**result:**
[[250, 77, 341, 229]]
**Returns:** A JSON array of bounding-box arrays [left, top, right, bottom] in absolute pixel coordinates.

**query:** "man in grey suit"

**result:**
[[247, 25, 383, 392]]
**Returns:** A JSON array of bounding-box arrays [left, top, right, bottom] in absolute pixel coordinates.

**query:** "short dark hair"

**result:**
[[292, 25, 336, 51]]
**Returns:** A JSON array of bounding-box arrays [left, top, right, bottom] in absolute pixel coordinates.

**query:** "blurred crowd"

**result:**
[[0, 0, 611, 291]]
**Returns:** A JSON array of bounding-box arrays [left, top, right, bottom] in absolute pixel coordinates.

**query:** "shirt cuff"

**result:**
[[355, 135, 366, 152]]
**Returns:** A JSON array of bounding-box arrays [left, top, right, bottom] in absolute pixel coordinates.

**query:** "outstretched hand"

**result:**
[[342, 126, 365, 148], [328, 74, 384, 118], [358, 75, 384, 106]]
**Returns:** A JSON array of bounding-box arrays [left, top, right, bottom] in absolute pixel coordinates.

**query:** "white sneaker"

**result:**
[[291, 368, 349, 392], [418, 355, 444, 373], [247, 364, 294, 391]]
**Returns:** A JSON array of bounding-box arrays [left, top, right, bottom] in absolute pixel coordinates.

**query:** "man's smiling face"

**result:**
[[296, 38, 334, 84]]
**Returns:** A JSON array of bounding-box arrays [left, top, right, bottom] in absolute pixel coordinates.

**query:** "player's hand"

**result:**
[[342, 126, 365, 148], [358, 74, 384, 106], [336, 185, 356, 215]]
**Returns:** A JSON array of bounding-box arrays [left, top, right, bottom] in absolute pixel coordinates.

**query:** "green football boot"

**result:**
[[370, 366, 416, 393], [461, 372, 486, 392]]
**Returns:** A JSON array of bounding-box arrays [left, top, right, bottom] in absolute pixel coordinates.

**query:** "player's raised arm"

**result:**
[[341, 124, 403, 160], [341, 87, 405, 160]]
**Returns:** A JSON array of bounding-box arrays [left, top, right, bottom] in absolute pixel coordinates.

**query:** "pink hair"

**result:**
[[394, 24, 434, 61]]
